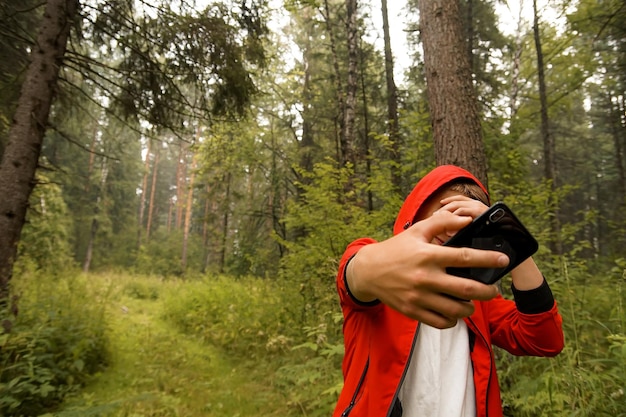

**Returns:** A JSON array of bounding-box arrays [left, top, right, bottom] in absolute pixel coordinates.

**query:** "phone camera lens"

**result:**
[[489, 208, 505, 223]]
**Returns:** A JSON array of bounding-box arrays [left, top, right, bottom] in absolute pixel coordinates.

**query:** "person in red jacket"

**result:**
[[333, 165, 564, 417]]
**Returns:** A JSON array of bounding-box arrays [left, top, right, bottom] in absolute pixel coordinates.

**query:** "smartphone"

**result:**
[[443, 202, 539, 284]]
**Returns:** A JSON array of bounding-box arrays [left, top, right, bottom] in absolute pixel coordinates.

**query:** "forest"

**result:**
[[0, 0, 625, 416]]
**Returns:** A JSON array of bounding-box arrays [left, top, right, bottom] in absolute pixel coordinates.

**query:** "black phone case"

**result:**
[[443, 202, 539, 284]]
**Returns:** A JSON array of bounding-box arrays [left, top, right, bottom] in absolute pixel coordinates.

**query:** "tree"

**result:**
[[0, 0, 78, 301], [0, 0, 269, 295], [0, 0, 42, 156], [533, 0, 561, 255], [380, 0, 401, 191], [416, 0, 489, 186], [342, 0, 359, 170]]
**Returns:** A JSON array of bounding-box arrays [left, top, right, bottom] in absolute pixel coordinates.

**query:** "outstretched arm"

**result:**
[[346, 210, 507, 329]]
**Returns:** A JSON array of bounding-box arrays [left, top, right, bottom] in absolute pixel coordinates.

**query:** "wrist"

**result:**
[[347, 250, 377, 303]]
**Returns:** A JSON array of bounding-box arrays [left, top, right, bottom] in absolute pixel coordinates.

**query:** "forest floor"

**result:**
[[56, 282, 288, 417]]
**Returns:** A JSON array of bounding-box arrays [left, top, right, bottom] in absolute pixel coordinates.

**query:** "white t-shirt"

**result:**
[[398, 320, 476, 417]]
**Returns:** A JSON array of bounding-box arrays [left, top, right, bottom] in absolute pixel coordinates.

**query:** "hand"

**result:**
[[439, 195, 489, 219], [347, 210, 507, 329], [440, 196, 545, 291]]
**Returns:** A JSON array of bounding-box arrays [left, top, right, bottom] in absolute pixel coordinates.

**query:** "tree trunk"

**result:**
[[299, 7, 315, 182], [146, 145, 159, 241], [343, 0, 359, 169], [219, 172, 231, 274], [416, 0, 488, 187], [380, 0, 401, 191], [509, 4, 524, 119], [610, 92, 626, 201], [181, 152, 197, 273], [175, 141, 188, 229], [322, 0, 346, 164], [533, 0, 562, 255], [465, 0, 475, 74], [359, 37, 374, 211], [0, 0, 78, 300], [201, 185, 212, 274], [137, 139, 151, 247], [83, 157, 108, 273]]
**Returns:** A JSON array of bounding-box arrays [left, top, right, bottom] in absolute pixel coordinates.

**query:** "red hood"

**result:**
[[392, 165, 489, 235]]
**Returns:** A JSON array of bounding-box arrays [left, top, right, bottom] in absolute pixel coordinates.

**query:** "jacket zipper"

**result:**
[[384, 323, 421, 417], [468, 316, 492, 417], [341, 358, 370, 417]]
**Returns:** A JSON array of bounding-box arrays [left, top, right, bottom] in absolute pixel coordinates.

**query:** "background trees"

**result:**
[[1, 0, 625, 415]]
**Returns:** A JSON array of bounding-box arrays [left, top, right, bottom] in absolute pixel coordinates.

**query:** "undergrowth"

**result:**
[[0, 271, 110, 416]]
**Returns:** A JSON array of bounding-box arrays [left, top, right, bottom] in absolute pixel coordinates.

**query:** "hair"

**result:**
[[447, 180, 490, 205]]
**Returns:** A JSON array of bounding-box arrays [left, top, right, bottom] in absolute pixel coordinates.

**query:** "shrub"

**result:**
[[161, 275, 301, 358], [498, 258, 626, 416], [0, 272, 109, 416]]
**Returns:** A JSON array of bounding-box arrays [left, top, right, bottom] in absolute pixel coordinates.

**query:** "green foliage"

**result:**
[[278, 161, 400, 323], [161, 275, 301, 358], [134, 229, 204, 277], [16, 175, 76, 275], [499, 259, 626, 417], [274, 313, 344, 416], [0, 272, 109, 416], [121, 279, 160, 301]]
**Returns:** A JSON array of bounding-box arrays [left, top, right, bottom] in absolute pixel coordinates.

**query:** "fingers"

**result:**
[[413, 210, 473, 242], [439, 197, 488, 218], [434, 273, 500, 301], [400, 291, 479, 329], [438, 245, 509, 269]]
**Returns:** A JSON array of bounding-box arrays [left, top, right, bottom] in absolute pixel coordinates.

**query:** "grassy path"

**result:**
[[57, 285, 288, 417]]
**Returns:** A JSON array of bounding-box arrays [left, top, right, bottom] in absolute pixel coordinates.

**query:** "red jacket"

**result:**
[[333, 166, 564, 417]]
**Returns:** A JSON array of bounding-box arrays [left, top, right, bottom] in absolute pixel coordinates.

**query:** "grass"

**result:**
[[54, 274, 290, 417]]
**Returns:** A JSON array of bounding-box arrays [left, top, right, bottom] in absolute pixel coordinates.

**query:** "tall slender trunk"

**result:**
[[343, 0, 359, 169], [138, 139, 151, 247], [322, 0, 346, 163], [380, 0, 401, 192], [509, 3, 524, 119], [0, 0, 78, 300], [358, 37, 373, 211], [533, 0, 561, 255], [146, 145, 159, 241], [219, 172, 231, 274], [201, 185, 212, 274], [181, 153, 197, 273], [610, 92, 626, 201], [175, 142, 188, 229], [83, 158, 108, 273]]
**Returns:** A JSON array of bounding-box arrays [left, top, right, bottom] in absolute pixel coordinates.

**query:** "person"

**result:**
[[333, 165, 564, 417]]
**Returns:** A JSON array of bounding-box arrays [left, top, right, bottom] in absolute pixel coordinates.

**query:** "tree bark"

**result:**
[[416, 0, 488, 187], [0, 0, 78, 300], [533, 0, 562, 255]]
